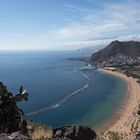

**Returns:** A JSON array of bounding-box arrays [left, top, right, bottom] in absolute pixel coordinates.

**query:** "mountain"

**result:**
[[90, 40, 140, 62]]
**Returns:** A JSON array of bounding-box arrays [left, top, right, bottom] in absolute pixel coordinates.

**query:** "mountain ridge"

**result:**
[[90, 40, 140, 62]]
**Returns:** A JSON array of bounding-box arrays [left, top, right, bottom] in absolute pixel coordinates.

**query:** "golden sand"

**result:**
[[99, 69, 140, 140]]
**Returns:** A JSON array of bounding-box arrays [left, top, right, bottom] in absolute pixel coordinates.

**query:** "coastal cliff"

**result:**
[[0, 82, 29, 139], [0, 82, 97, 140]]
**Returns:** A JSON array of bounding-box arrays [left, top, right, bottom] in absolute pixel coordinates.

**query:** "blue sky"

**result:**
[[0, 0, 140, 50]]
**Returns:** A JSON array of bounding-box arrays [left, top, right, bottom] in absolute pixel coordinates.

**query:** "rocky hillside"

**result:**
[[90, 40, 140, 62], [52, 125, 97, 140], [0, 82, 29, 139], [0, 82, 97, 140]]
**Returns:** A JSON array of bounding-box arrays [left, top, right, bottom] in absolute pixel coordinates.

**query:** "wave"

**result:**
[[25, 72, 90, 116]]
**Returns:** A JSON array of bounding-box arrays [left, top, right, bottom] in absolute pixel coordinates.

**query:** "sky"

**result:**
[[0, 0, 140, 50]]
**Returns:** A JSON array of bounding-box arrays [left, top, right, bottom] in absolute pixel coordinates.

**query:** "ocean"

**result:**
[[0, 51, 127, 129]]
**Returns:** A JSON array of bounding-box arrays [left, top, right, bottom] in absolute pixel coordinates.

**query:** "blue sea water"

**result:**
[[0, 51, 127, 129]]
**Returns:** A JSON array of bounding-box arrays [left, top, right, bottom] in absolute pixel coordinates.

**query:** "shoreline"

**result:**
[[95, 69, 129, 133], [98, 68, 140, 139]]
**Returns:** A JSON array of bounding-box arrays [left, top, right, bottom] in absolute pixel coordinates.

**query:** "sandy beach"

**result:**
[[99, 69, 140, 140]]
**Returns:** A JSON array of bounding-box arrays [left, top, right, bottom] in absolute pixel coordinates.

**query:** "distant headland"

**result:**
[[69, 40, 140, 139]]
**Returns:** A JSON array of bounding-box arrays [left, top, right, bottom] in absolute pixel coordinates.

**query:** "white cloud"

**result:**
[[117, 34, 140, 42], [51, 22, 124, 40], [46, 0, 140, 50], [1, 0, 140, 50], [51, 34, 140, 50], [65, 4, 91, 13]]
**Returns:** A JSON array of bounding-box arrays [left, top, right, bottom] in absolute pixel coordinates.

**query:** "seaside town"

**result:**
[[97, 54, 140, 85]]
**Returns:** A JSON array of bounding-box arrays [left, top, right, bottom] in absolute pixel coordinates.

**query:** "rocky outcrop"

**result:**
[[0, 82, 29, 138], [52, 125, 97, 140], [0, 131, 30, 140], [0, 82, 97, 140], [0, 100, 27, 134]]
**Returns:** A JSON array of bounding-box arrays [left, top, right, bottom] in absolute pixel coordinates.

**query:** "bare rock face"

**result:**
[[52, 125, 97, 140], [0, 132, 29, 140], [0, 82, 97, 140]]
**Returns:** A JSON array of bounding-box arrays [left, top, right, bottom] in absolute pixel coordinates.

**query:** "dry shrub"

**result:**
[[27, 121, 53, 140]]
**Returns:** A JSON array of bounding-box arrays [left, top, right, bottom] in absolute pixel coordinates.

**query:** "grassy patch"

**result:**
[[27, 121, 53, 140]]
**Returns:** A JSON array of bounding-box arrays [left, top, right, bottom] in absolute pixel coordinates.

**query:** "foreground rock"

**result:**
[[52, 125, 97, 140], [0, 82, 29, 138], [0, 131, 30, 140], [0, 82, 97, 140]]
